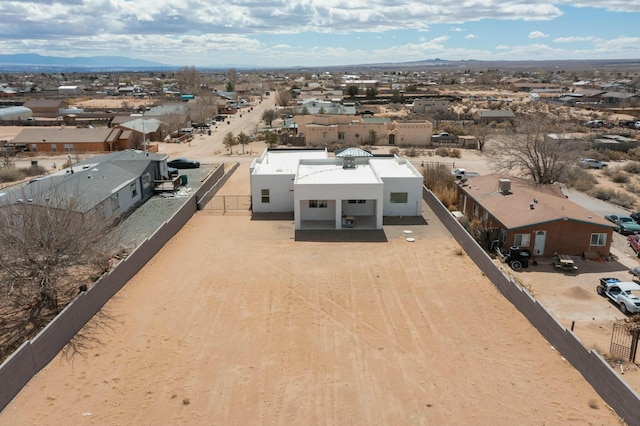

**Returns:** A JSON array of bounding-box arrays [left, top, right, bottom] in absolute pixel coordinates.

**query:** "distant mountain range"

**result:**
[[1, 53, 639, 73], [0, 53, 172, 72]]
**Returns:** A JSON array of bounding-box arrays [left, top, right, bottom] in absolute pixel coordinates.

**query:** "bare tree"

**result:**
[[276, 89, 292, 107], [237, 132, 250, 154], [175, 65, 198, 93], [0, 191, 117, 360], [471, 124, 491, 152], [1, 145, 15, 168], [226, 68, 238, 92], [486, 116, 583, 184], [223, 132, 236, 153], [263, 130, 278, 148], [262, 109, 277, 126]]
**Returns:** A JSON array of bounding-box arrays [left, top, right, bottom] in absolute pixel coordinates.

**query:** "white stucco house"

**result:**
[[250, 148, 423, 230]]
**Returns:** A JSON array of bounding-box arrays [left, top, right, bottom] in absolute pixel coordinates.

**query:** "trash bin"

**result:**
[[31, 160, 38, 167], [180, 175, 188, 185], [509, 246, 520, 260], [519, 251, 530, 268]]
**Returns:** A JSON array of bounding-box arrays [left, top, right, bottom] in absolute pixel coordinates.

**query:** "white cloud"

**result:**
[[0, 0, 637, 66], [553, 36, 597, 43], [528, 31, 549, 39]]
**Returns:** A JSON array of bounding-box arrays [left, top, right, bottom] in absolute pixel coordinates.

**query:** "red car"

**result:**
[[629, 235, 640, 257]]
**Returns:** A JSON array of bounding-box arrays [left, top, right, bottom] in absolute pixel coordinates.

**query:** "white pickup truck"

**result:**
[[452, 168, 480, 180]]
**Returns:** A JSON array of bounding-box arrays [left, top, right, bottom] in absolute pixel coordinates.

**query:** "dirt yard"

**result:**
[[0, 163, 623, 424]]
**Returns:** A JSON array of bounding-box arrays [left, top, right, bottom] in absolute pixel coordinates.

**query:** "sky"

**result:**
[[1, 1, 639, 68]]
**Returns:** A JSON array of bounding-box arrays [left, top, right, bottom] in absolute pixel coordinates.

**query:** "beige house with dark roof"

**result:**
[[22, 99, 70, 116], [296, 115, 433, 147], [457, 174, 615, 257]]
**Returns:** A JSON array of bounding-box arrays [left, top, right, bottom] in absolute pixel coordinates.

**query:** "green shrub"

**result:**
[[626, 182, 640, 194], [403, 147, 423, 157], [624, 162, 640, 174], [588, 187, 636, 209], [588, 187, 614, 201], [435, 147, 450, 157], [0, 167, 25, 183], [563, 166, 597, 191], [19, 165, 47, 177], [389, 147, 400, 156], [611, 171, 630, 183]]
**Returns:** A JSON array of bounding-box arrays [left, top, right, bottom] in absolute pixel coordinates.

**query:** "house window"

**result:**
[[500, 229, 507, 243], [51, 144, 57, 152], [348, 200, 366, 204], [338, 132, 345, 140], [261, 189, 270, 203], [513, 234, 531, 247], [309, 200, 328, 208], [390, 192, 408, 203], [472, 203, 478, 217], [64, 144, 74, 152], [130, 182, 137, 197], [590, 233, 607, 246], [30, 144, 37, 152], [482, 210, 489, 222]]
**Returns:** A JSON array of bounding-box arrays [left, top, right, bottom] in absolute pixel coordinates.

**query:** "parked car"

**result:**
[[631, 212, 640, 223], [629, 235, 640, 257], [607, 215, 640, 235], [583, 120, 604, 128], [580, 158, 607, 169], [452, 168, 480, 179], [597, 277, 640, 314], [168, 167, 179, 178], [168, 158, 200, 169]]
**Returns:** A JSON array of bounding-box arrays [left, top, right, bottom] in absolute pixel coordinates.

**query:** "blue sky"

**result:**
[[0, 1, 638, 68]]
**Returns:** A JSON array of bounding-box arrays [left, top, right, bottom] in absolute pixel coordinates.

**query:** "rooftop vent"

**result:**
[[343, 156, 356, 169], [498, 178, 511, 195]]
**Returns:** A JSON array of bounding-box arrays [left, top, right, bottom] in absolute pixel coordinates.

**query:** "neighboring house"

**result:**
[[22, 99, 70, 115], [473, 109, 516, 124], [115, 117, 165, 143], [0, 86, 17, 97], [456, 174, 615, 257], [11, 128, 133, 153], [0, 106, 33, 121], [592, 134, 640, 152], [145, 104, 191, 132], [0, 150, 171, 222], [58, 85, 83, 95], [413, 98, 450, 113], [250, 148, 423, 230], [296, 114, 433, 147], [295, 98, 356, 115], [600, 92, 639, 107]]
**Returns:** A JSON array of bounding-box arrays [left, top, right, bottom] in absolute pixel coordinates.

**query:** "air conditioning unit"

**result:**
[[498, 179, 511, 194], [343, 156, 356, 169]]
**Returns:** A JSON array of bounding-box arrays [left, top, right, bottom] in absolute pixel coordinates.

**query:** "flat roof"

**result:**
[[369, 158, 422, 178], [252, 149, 327, 175], [296, 162, 380, 185]]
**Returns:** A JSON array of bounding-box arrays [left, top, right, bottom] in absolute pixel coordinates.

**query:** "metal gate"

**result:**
[[610, 322, 640, 362], [200, 195, 251, 214]]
